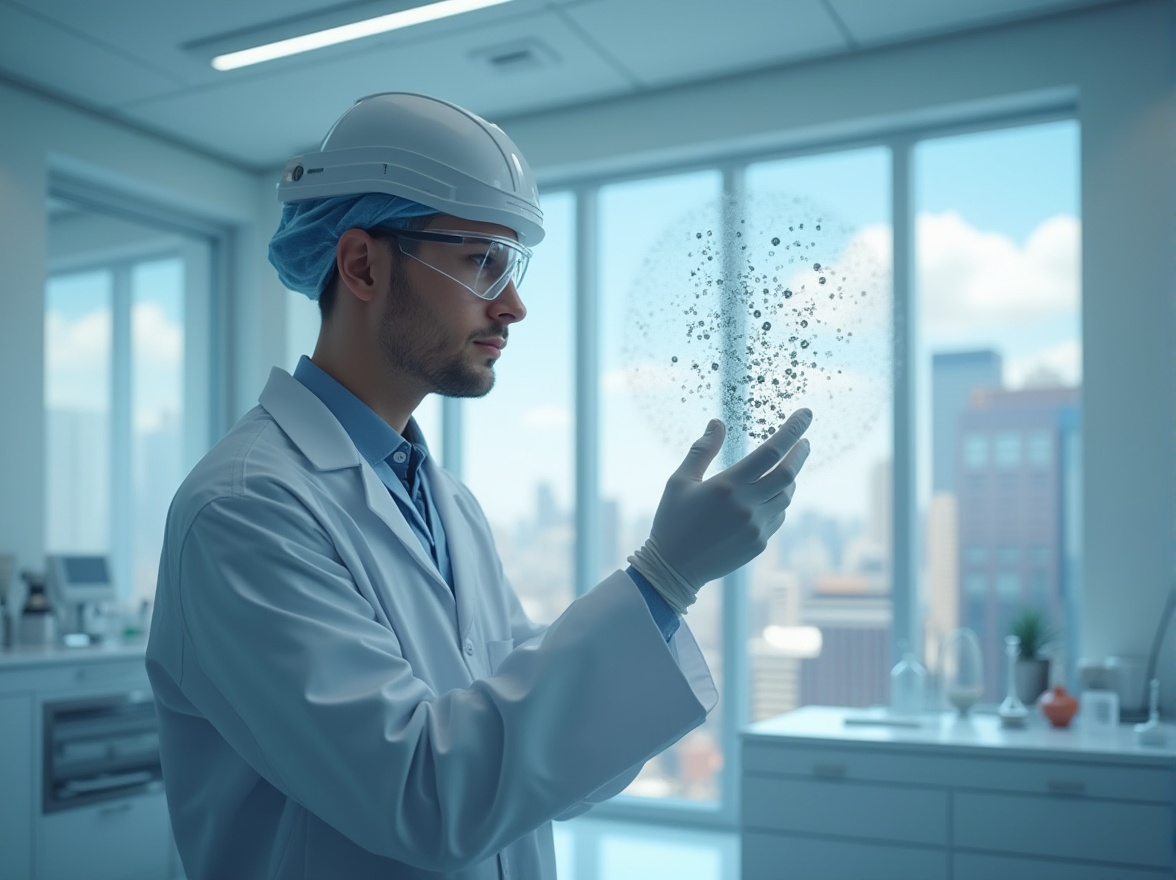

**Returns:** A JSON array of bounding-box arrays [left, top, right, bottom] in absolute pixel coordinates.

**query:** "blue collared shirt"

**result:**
[[294, 356, 453, 588], [292, 356, 678, 640]]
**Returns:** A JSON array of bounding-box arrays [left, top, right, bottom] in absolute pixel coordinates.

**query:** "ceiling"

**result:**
[[0, 0, 1124, 172]]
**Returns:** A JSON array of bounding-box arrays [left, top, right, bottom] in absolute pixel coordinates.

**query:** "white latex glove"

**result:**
[[629, 409, 812, 614]]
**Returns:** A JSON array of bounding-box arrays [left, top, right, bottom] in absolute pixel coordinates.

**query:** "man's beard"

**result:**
[[377, 273, 500, 399]]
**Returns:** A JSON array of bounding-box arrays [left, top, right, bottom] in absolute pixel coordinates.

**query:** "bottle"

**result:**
[[891, 641, 927, 717], [19, 570, 57, 647]]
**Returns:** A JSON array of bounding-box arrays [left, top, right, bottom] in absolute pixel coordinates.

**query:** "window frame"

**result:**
[[45, 176, 228, 598]]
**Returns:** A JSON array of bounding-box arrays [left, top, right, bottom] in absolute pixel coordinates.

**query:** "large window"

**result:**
[[743, 148, 892, 720], [44, 197, 215, 604], [464, 192, 576, 624], [915, 121, 1081, 702], [453, 114, 1081, 821]]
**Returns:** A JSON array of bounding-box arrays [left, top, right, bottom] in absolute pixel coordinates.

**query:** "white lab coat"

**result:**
[[146, 368, 717, 880]]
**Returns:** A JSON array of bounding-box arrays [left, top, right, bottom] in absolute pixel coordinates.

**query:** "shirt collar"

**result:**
[[292, 356, 430, 473]]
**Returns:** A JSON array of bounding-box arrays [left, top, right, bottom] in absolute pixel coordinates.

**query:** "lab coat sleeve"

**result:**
[[170, 481, 715, 874]]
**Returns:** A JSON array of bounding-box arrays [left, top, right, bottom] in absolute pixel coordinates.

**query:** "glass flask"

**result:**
[[890, 640, 927, 716], [940, 627, 984, 716], [998, 635, 1029, 727]]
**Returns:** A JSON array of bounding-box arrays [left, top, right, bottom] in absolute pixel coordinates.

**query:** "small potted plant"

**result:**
[[1009, 607, 1054, 705]]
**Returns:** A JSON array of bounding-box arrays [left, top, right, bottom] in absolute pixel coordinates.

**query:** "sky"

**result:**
[[49, 119, 1080, 537]]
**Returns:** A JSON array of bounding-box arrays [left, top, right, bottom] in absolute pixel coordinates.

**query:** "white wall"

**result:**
[[500, 0, 1176, 696]]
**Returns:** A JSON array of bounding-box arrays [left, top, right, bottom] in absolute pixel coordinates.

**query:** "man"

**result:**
[[146, 92, 811, 880]]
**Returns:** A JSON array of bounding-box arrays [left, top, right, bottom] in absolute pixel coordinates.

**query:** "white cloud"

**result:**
[[522, 406, 571, 430], [45, 308, 110, 371], [133, 301, 184, 367], [918, 211, 1079, 332], [1006, 339, 1082, 389]]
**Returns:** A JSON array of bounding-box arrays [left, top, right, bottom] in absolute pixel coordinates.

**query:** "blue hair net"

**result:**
[[268, 194, 437, 299]]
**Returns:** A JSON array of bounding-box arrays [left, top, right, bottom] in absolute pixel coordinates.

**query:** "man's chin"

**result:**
[[435, 367, 495, 399]]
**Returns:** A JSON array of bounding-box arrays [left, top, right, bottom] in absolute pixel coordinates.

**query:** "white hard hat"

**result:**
[[277, 92, 544, 245]]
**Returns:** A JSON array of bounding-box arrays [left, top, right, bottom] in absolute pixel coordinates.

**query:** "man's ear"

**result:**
[[335, 229, 386, 304]]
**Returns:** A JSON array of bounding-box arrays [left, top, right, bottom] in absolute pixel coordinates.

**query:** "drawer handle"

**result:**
[[98, 801, 134, 817], [1046, 779, 1086, 796], [812, 763, 847, 780]]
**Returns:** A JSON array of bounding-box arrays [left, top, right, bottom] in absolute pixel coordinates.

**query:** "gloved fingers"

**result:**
[[761, 480, 798, 520], [671, 419, 727, 483], [727, 409, 813, 484], [749, 435, 811, 502]]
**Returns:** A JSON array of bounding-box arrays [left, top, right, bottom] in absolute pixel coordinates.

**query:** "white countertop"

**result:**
[[744, 704, 1176, 765], [0, 638, 146, 670]]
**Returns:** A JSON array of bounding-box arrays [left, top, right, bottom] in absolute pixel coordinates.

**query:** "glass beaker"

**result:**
[[940, 627, 984, 716]]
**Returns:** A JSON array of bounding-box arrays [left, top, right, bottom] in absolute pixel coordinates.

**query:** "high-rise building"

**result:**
[[749, 570, 804, 720], [955, 385, 1080, 699], [799, 575, 891, 707], [932, 350, 1003, 493], [925, 492, 959, 674]]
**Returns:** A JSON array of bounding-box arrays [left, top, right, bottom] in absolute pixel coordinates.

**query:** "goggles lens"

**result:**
[[375, 227, 531, 300]]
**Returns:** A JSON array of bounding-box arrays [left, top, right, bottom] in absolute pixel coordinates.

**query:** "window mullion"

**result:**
[[719, 164, 749, 826], [574, 187, 599, 598], [110, 263, 133, 599], [891, 139, 918, 663]]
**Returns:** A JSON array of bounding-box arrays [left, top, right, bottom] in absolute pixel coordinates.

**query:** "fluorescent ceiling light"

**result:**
[[212, 0, 516, 71]]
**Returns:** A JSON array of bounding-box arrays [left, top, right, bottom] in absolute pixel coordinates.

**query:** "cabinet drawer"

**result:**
[[744, 831, 948, 880], [949, 755, 1174, 803], [954, 791, 1173, 868], [38, 792, 171, 880], [955, 851, 1173, 880], [743, 742, 1174, 803], [743, 775, 948, 846], [743, 742, 959, 788]]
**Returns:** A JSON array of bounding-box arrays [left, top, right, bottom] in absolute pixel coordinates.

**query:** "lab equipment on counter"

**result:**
[[0, 553, 14, 649], [46, 553, 116, 646], [19, 570, 57, 647], [999, 635, 1029, 728], [890, 640, 927, 717], [1135, 679, 1169, 747]]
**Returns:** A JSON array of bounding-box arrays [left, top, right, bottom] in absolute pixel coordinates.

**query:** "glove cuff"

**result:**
[[628, 537, 699, 615]]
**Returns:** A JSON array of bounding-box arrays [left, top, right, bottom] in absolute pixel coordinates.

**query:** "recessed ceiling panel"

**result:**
[[560, 0, 849, 88], [116, 9, 634, 169], [0, 2, 178, 106], [829, 0, 1117, 46]]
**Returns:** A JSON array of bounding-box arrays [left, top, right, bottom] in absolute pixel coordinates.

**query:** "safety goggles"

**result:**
[[373, 227, 531, 301]]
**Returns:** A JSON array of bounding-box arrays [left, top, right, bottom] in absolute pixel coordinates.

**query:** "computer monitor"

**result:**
[[46, 555, 117, 644], [47, 554, 117, 607]]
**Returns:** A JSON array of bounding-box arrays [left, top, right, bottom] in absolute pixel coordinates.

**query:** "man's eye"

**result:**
[[472, 252, 500, 271]]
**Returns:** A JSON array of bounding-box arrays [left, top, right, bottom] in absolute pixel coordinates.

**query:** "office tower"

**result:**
[[925, 492, 959, 673], [955, 386, 1080, 699], [749, 570, 804, 721], [932, 350, 1003, 493], [799, 575, 891, 707]]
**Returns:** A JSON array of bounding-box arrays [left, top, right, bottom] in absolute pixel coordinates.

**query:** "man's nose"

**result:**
[[490, 280, 526, 323]]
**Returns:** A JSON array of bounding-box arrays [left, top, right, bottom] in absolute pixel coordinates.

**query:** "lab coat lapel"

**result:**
[[357, 465, 453, 598], [258, 369, 453, 596], [422, 456, 485, 643]]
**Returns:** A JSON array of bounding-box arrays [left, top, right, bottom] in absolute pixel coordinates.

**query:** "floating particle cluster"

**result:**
[[622, 192, 892, 466]]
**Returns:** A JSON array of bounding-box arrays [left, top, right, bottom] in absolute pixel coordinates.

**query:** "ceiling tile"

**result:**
[[114, 9, 634, 169], [829, 0, 1115, 47], [559, 0, 849, 88], [6, 0, 556, 88], [0, 1, 179, 106]]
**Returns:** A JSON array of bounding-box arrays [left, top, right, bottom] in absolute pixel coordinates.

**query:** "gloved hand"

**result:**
[[629, 409, 813, 614]]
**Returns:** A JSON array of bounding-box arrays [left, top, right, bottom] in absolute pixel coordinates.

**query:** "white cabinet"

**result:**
[[742, 706, 1176, 880], [38, 792, 171, 880], [0, 693, 34, 880], [0, 644, 177, 880]]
